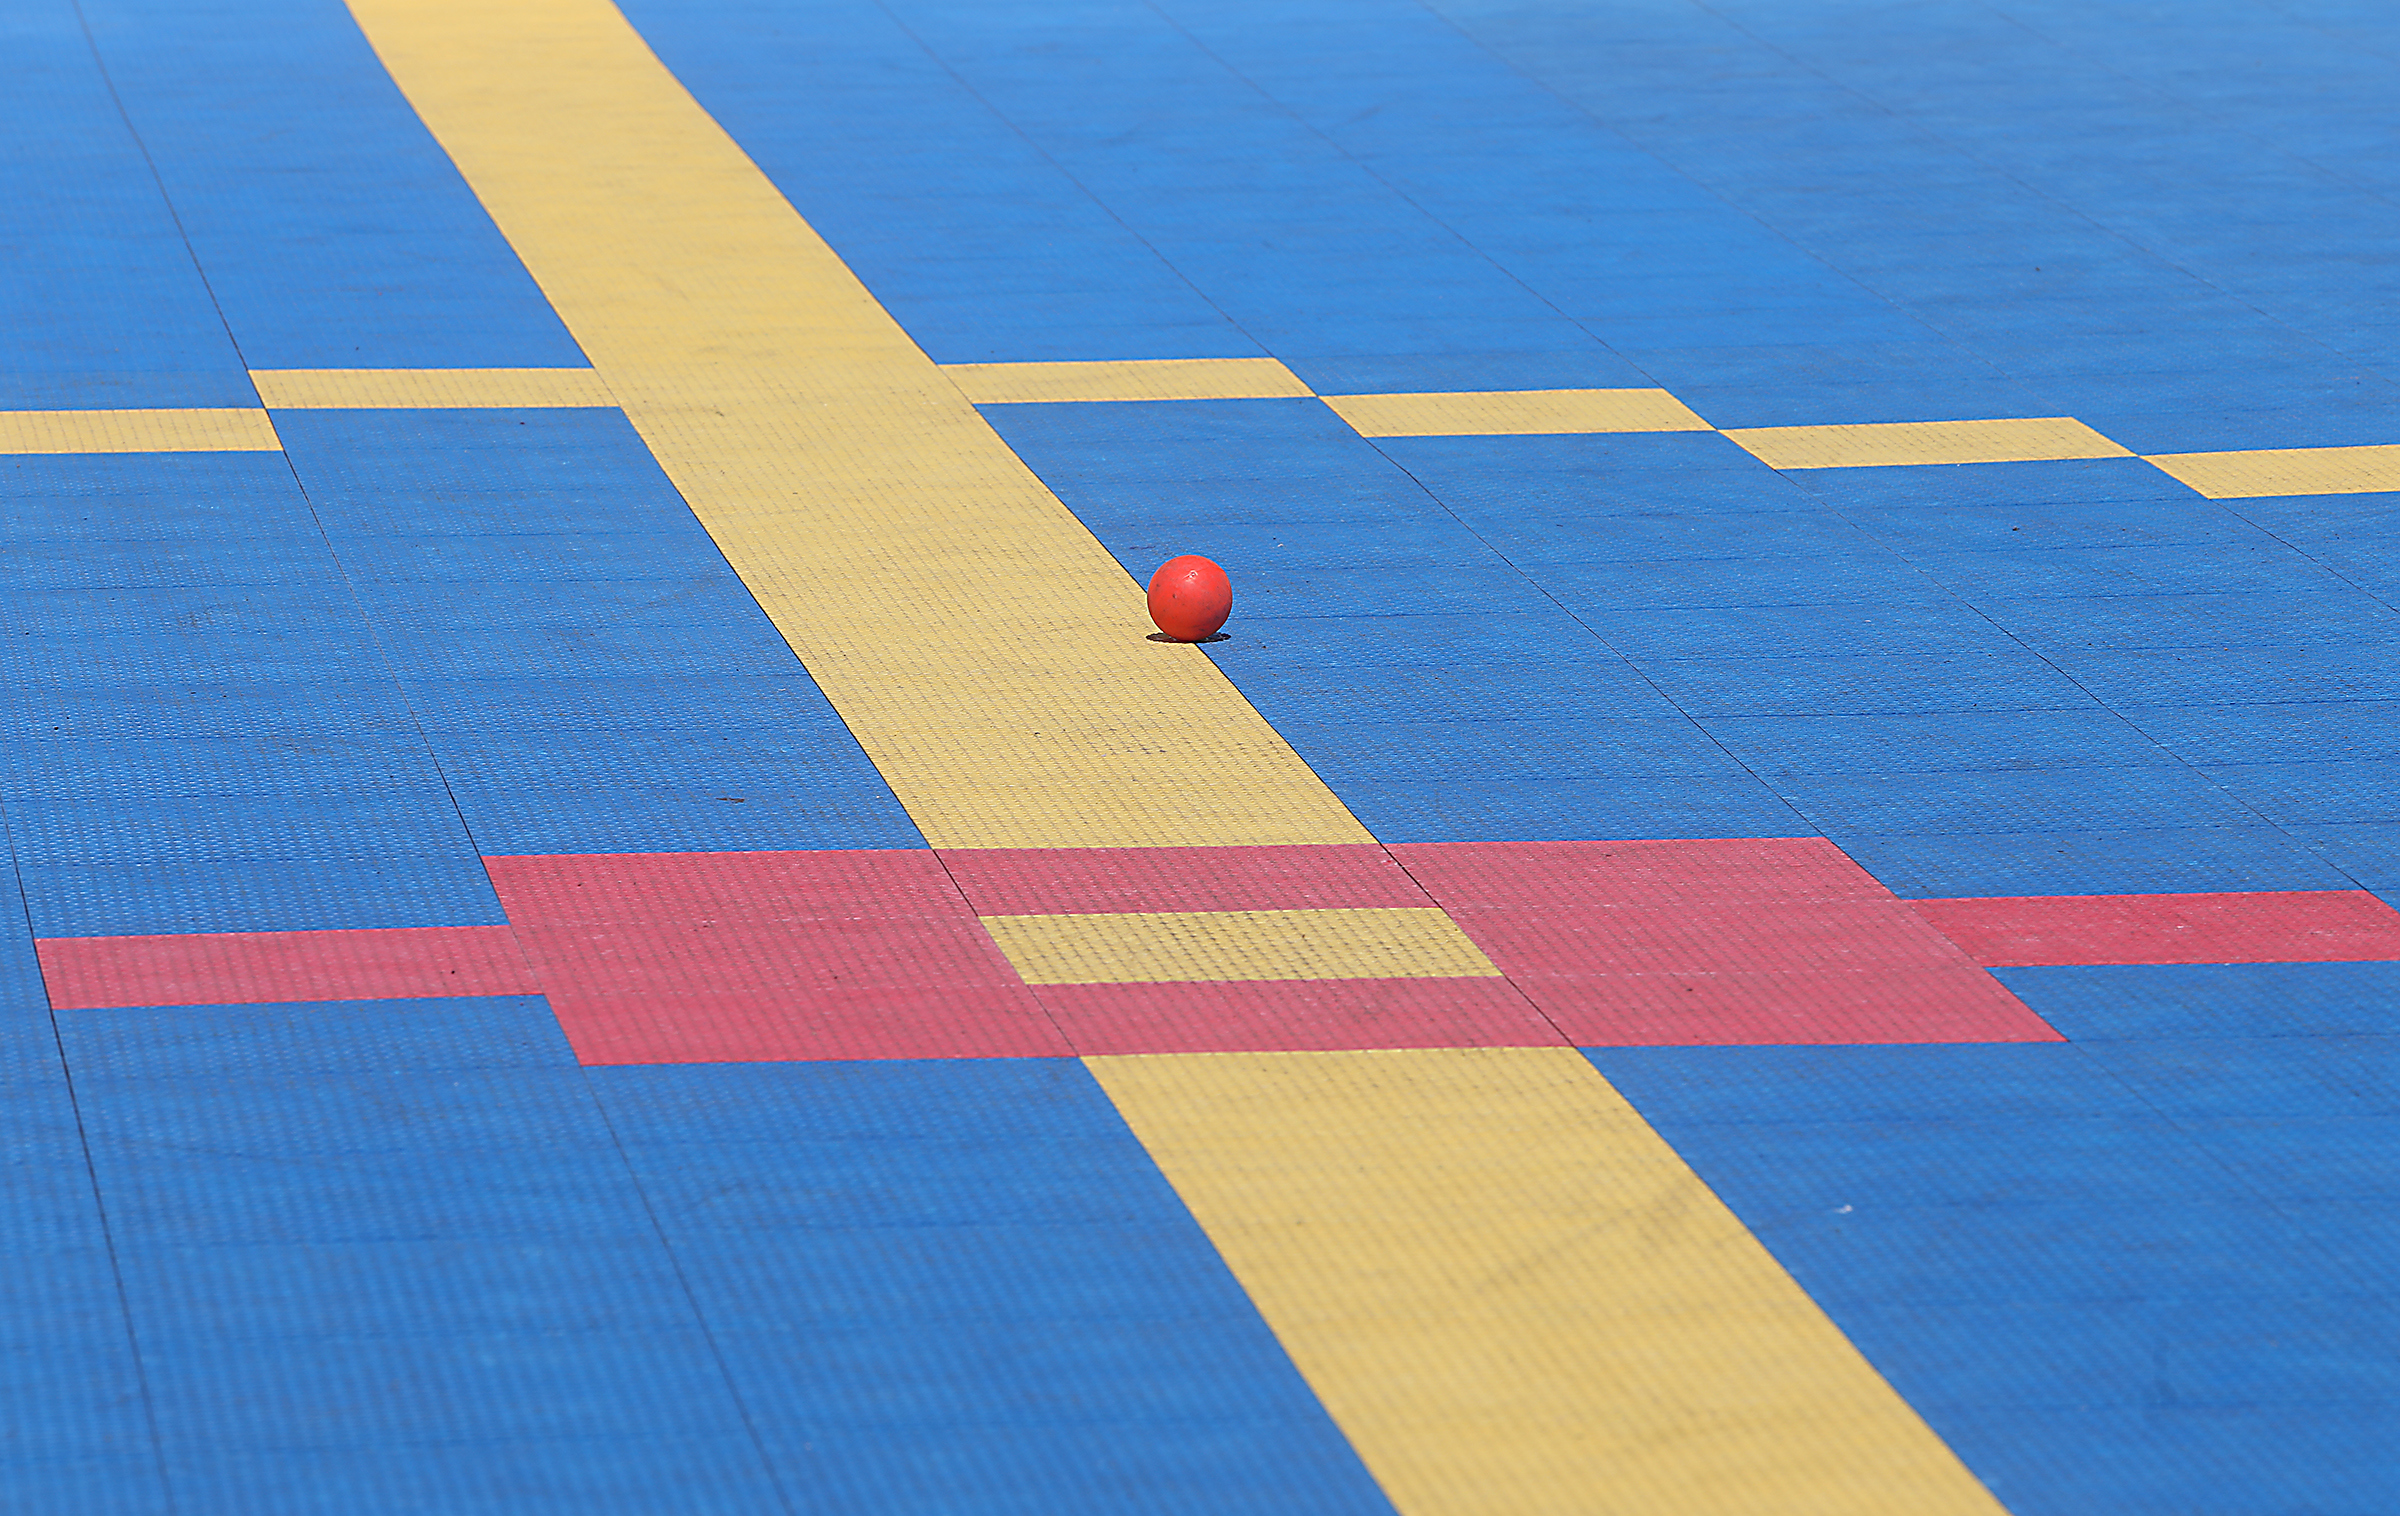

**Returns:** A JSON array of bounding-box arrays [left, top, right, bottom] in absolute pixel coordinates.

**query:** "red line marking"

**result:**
[[481, 848, 970, 923], [486, 850, 1064, 1063], [939, 843, 1427, 914], [554, 985, 1069, 1064], [36, 925, 534, 1010], [1395, 839, 2061, 1045], [1911, 890, 2400, 967], [39, 843, 2397, 1057], [1035, 977, 1562, 1056]]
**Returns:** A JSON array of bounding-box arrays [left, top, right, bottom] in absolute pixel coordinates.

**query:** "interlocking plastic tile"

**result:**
[[37, 926, 533, 1010], [940, 843, 1423, 914], [981, 906, 1498, 984], [20, 0, 2400, 1506], [1395, 839, 2055, 1044], [949, 357, 1309, 403], [1033, 976, 1560, 1055], [1914, 890, 2400, 966], [21, 858, 508, 938]]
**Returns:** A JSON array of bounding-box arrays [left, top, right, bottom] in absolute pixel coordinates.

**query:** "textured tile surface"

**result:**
[[9, 0, 2400, 1510]]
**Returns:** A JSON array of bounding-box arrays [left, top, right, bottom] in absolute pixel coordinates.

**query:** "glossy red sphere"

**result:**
[[1146, 554, 1233, 642]]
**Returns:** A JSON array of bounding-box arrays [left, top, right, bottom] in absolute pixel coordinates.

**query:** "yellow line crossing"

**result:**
[[342, 0, 1365, 852], [13, 368, 2391, 495], [334, 2, 2019, 1509]]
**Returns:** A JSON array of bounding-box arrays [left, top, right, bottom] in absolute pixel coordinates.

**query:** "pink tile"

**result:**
[[1034, 976, 1563, 1056], [37, 926, 535, 1010], [1914, 890, 2400, 966], [939, 843, 1427, 914]]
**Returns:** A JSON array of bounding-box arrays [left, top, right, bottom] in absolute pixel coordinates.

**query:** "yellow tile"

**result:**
[[346, 0, 1369, 850], [1721, 415, 2132, 469], [983, 908, 1499, 984], [250, 367, 617, 409], [944, 356, 1312, 404], [1323, 387, 1710, 437], [1090, 1047, 2008, 1516], [2143, 443, 2400, 499], [0, 408, 281, 455]]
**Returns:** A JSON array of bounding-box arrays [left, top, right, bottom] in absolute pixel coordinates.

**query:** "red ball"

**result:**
[[1146, 554, 1232, 642]]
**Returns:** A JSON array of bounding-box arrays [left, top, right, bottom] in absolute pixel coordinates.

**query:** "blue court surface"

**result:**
[[6, 0, 2400, 1512]]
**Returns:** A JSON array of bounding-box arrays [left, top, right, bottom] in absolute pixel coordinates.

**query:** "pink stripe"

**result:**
[[554, 985, 1068, 1065], [489, 850, 1062, 1062], [55, 847, 2390, 1056], [37, 926, 534, 1010], [1397, 838, 2059, 1045], [939, 843, 1429, 914], [1034, 977, 1563, 1056], [1517, 967, 2061, 1046], [1911, 890, 2400, 966], [1392, 836, 1886, 909], [482, 848, 964, 924]]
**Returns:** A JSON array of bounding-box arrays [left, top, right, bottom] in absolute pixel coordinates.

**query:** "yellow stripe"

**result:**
[[0, 408, 281, 455], [251, 367, 616, 409], [1324, 387, 1710, 437], [1090, 1048, 2007, 1516], [983, 908, 1499, 984], [2144, 442, 2400, 499], [945, 356, 1312, 404], [345, 0, 1367, 849], [351, 8, 2002, 1507], [1723, 416, 2131, 469]]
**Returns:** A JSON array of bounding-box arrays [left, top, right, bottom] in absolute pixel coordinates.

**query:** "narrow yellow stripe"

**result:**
[[1090, 1048, 2006, 1516], [945, 356, 1312, 404], [1723, 416, 2131, 469], [1324, 387, 1710, 437], [2144, 442, 2400, 499], [0, 408, 281, 455], [346, 0, 1368, 849], [983, 908, 1499, 984], [252, 367, 617, 409]]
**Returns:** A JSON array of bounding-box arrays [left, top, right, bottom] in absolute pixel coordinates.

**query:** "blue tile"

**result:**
[[22, 858, 508, 937], [76, 1067, 612, 1158], [1592, 1039, 2400, 1512], [1334, 774, 1807, 842], [1272, 716, 1745, 783], [81, 0, 586, 369], [57, 998, 576, 1078], [0, 21, 249, 410], [1995, 963, 2400, 1041], [2130, 701, 2400, 765], [1581, 600, 2021, 659], [117, 1237, 700, 1345], [454, 789, 925, 855], [1844, 498, 2261, 554], [1535, 551, 1939, 611], [2198, 759, 2400, 824], [139, 1329, 745, 1445], [2053, 645, 2400, 706], [1285, 347, 1654, 394], [161, 1436, 782, 1516], [6, 793, 479, 866], [0, 736, 447, 801], [2291, 821, 2400, 894], [1703, 708, 2175, 776], [588, 1059, 1392, 1513], [1638, 651, 2103, 717], [1775, 764, 2265, 836]]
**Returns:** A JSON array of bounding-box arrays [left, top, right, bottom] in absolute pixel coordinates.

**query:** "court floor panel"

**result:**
[[10, 0, 2400, 1509]]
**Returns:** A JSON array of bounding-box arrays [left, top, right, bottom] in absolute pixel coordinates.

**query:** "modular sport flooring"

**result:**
[[8, 0, 2400, 1510]]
